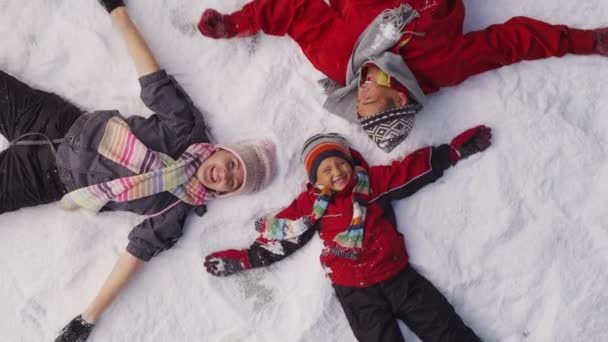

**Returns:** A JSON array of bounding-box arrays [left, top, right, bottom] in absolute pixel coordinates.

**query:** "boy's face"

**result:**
[[315, 156, 354, 192], [197, 149, 245, 194], [357, 65, 408, 117]]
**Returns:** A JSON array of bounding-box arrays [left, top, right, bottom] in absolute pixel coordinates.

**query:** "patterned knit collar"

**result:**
[[358, 102, 423, 153]]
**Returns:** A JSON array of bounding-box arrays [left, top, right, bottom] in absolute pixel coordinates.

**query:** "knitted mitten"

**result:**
[[198, 9, 238, 39], [449, 125, 492, 163], [204, 249, 251, 276], [55, 315, 94, 342], [594, 28, 608, 57]]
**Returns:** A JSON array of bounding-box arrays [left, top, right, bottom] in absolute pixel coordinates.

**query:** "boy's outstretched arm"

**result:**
[[106, 2, 160, 77], [370, 125, 492, 203], [204, 193, 317, 277]]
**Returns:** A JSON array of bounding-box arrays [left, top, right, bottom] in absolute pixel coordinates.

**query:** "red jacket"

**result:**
[[246, 144, 454, 288], [227, 0, 594, 93]]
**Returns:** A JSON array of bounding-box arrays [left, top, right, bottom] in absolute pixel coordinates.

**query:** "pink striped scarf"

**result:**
[[60, 117, 214, 211]]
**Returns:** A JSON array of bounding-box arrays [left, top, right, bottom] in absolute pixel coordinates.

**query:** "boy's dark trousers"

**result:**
[[0, 71, 82, 214], [333, 265, 480, 342]]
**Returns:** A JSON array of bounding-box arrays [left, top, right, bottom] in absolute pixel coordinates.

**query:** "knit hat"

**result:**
[[301, 133, 353, 184], [217, 139, 276, 195], [359, 101, 422, 153]]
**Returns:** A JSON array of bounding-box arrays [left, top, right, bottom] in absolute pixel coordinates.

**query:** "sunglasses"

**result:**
[[358, 65, 392, 89]]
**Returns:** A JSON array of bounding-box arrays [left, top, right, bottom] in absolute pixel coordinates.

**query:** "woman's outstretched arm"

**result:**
[[109, 5, 160, 76]]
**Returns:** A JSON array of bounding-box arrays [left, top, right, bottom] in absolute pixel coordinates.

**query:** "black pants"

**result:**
[[0, 71, 82, 214], [333, 266, 481, 342]]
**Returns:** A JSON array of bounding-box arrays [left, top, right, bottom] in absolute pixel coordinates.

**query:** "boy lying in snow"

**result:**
[[198, 0, 608, 152], [205, 127, 491, 342], [0, 1, 275, 341]]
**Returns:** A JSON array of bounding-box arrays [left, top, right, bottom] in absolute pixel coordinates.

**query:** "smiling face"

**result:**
[[196, 149, 245, 194], [357, 64, 408, 118], [315, 156, 354, 192]]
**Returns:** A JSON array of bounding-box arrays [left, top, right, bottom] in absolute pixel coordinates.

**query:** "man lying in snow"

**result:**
[[198, 0, 608, 152]]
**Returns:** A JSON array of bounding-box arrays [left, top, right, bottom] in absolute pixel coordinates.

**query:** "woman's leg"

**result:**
[[0, 147, 66, 214], [0, 71, 81, 214]]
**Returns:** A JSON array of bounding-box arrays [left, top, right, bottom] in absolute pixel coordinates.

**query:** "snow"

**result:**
[[1, 0, 608, 341]]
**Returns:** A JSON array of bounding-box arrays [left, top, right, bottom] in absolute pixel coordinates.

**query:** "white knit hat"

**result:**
[[217, 139, 277, 195]]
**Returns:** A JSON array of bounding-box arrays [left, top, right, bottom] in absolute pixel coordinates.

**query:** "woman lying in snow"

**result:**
[[0, 1, 275, 341]]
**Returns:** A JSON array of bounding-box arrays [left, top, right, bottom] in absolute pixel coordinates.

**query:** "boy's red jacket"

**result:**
[[245, 144, 454, 288]]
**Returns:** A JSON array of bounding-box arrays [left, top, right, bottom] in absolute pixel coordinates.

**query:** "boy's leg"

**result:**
[[387, 266, 480, 342], [333, 284, 405, 342]]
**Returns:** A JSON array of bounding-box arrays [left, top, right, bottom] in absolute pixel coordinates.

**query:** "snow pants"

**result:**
[[0, 71, 82, 214], [333, 265, 480, 342], [232, 0, 596, 90]]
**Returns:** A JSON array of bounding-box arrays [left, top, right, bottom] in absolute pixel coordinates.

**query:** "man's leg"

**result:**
[[387, 266, 481, 342], [454, 17, 595, 85], [333, 283, 405, 342]]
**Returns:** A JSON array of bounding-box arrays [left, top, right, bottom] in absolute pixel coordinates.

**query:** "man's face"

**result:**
[[357, 65, 407, 117], [315, 156, 354, 192], [197, 149, 245, 194]]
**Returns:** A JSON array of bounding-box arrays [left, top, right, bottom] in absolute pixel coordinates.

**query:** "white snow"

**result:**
[[1, 0, 608, 341]]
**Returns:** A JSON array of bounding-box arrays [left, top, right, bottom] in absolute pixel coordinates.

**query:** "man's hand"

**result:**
[[198, 9, 237, 39], [98, 0, 125, 14], [449, 125, 492, 162], [204, 249, 251, 276]]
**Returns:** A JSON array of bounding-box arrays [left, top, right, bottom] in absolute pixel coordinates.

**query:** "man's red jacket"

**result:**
[[227, 0, 595, 93], [245, 145, 455, 288]]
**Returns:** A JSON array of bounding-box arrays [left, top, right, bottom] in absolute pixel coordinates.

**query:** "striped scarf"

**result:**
[[256, 167, 370, 259], [61, 117, 214, 211]]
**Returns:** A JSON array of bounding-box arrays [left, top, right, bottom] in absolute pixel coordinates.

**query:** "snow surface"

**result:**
[[1, 0, 608, 341]]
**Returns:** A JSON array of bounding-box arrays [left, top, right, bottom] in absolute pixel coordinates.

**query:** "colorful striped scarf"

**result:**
[[61, 117, 214, 211], [256, 167, 370, 260]]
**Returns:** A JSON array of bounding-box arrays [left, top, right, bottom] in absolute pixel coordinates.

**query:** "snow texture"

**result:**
[[1, 0, 608, 341]]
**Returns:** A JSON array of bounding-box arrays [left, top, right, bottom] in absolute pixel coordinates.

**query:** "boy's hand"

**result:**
[[198, 9, 237, 39], [204, 249, 251, 276], [449, 125, 492, 162], [98, 0, 125, 14]]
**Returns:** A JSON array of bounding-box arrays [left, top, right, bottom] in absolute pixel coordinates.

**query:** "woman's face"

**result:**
[[197, 149, 245, 194]]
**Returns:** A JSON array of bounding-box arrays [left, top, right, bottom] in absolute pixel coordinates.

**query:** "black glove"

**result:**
[[98, 0, 125, 14], [55, 315, 94, 342]]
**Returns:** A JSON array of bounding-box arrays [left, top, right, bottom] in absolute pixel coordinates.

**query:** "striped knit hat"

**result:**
[[301, 133, 353, 184]]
